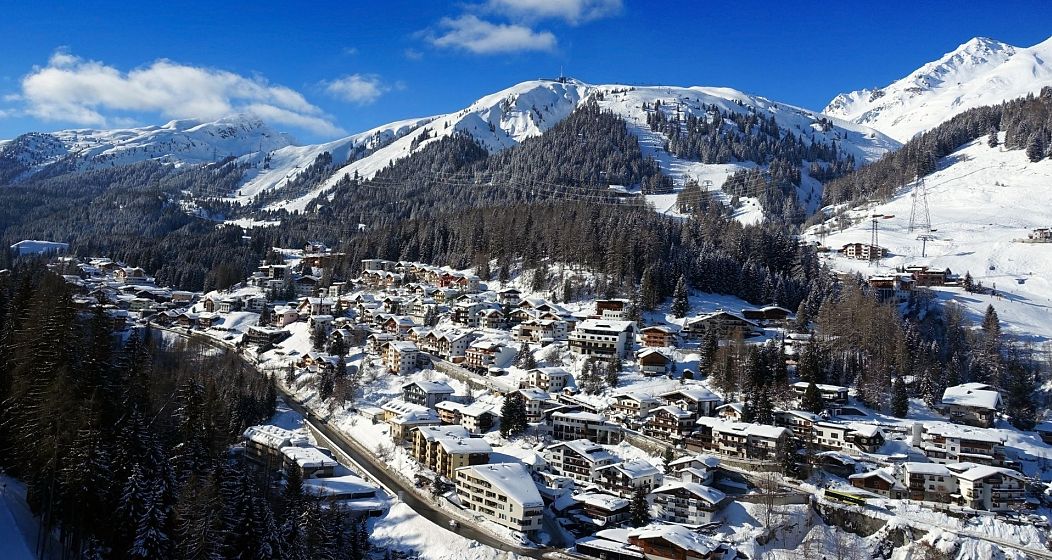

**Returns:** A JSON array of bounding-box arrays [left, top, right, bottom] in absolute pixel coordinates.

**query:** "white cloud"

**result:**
[[485, 0, 622, 24], [429, 14, 557, 54], [323, 74, 387, 105], [11, 51, 343, 136]]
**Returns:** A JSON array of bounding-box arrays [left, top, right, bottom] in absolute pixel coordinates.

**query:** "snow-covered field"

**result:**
[[814, 135, 1052, 345]]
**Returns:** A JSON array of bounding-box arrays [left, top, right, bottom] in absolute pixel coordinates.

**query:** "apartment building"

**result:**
[[455, 463, 544, 536]]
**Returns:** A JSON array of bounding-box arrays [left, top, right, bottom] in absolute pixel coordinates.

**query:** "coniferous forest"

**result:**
[[0, 263, 370, 560]]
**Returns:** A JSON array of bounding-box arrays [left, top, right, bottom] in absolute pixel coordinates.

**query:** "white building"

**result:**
[[526, 367, 572, 393], [455, 463, 544, 536], [384, 341, 419, 375], [545, 439, 617, 484], [568, 319, 636, 359], [651, 481, 728, 525], [551, 410, 622, 444]]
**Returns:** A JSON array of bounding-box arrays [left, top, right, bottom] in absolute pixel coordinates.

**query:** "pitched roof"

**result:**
[[651, 481, 727, 505], [941, 383, 1002, 411]]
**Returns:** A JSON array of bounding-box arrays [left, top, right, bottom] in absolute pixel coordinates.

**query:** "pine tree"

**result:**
[[891, 376, 909, 418], [671, 275, 689, 318], [1004, 357, 1037, 430], [640, 267, 659, 311], [801, 382, 824, 414], [515, 341, 536, 369], [1026, 131, 1045, 162], [500, 392, 527, 437], [987, 127, 999, 148], [630, 487, 651, 527], [662, 447, 674, 471]]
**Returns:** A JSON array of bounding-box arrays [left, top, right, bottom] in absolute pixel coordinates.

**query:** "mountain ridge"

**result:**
[[825, 35, 1052, 141]]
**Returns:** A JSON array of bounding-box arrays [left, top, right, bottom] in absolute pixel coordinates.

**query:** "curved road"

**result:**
[[149, 326, 568, 559]]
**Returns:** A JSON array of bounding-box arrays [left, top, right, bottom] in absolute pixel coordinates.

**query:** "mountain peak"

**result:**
[[824, 36, 1050, 141]]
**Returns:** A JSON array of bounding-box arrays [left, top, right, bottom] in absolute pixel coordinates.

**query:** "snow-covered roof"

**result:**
[[597, 459, 662, 480], [653, 405, 693, 418], [668, 454, 720, 469], [403, 380, 454, 394], [651, 481, 726, 505], [457, 463, 543, 508], [941, 383, 1002, 410], [575, 318, 636, 332], [281, 446, 338, 469], [660, 387, 720, 403], [629, 525, 724, 555], [955, 465, 1025, 482], [554, 410, 608, 423], [903, 462, 952, 476], [301, 474, 377, 498], [575, 492, 630, 511], [551, 439, 617, 463], [244, 425, 304, 449]]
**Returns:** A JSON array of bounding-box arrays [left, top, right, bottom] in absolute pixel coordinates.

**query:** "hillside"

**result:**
[[256, 79, 896, 215], [812, 133, 1052, 342], [825, 36, 1052, 142]]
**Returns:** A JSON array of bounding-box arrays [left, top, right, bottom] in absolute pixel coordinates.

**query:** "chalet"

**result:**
[[464, 341, 515, 372], [497, 288, 521, 306], [281, 446, 338, 479], [479, 308, 505, 330], [217, 297, 240, 314], [455, 463, 543, 536], [384, 341, 419, 375], [684, 311, 760, 339], [595, 299, 631, 320], [402, 380, 455, 408], [525, 367, 572, 393], [867, 274, 915, 303], [551, 411, 622, 444], [518, 388, 553, 423], [849, 469, 906, 499], [176, 312, 198, 328], [114, 266, 148, 284], [366, 332, 396, 353], [516, 319, 561, 343], [569, 319, 636, 359], [244, 326, 290, 347], [660, 387, 721, 416], [740, 305, 793, 325], [791, 382, 849, 404], [196, 312, 218, 329], [714, 403, 744, 422], [627, 525, 736, 560], [545, 439, 617, 483], [298, 297, 334, 317], [411, 425, 491, 479], [667, 454, 719, 481], [644, 405, 695, 441], [594, 460, 663, 497], [1028, 227, 1052, 241], [840, 242, 887, 261], [773, 410, 820, 440], [691, 417, 790, 461], [918, 424, 1006, 466], [639, 325, 679, 348], [940, 383, 1002, 427], [610, 392, 662, 419], [905, 265, 954, 286], [899, 462, 957, 503], [382, 400, 440, 442], [813, 451, 857, 478], [651, 482, 728, 525], [268, 304, 296, 326], [293, 275, 321, 297], [954, 465, 1026, 511], [637, 348, 673, 376], [566, 492, 631, 528], [812, 422, 886, 454]]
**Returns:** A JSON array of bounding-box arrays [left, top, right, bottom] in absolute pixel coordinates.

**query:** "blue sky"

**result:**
[[1, 0, 1050, 142]]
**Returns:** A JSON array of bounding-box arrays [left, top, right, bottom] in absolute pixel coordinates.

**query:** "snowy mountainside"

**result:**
[[0, 114, 295, 182], [825, 36, 1052, 142], [592, 84, 898, 220], [812, 133, 1052, 342], [266, 79, 896, 214]]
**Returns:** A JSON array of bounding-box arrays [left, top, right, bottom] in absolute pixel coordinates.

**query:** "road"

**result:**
[[147, 325, 567, 559]]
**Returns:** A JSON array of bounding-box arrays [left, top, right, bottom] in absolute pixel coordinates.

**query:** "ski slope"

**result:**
[[813, 133, 1052, 343]]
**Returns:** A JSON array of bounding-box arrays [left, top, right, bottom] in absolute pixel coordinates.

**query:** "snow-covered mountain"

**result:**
[[0, 115, 297, 182], [257, 79, 897, 214], [1, 78, 897, 217], [825, 36, 1052, 142]]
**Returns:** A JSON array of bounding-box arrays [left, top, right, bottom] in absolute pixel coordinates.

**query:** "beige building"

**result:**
[[455, 463, 544, 536]]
